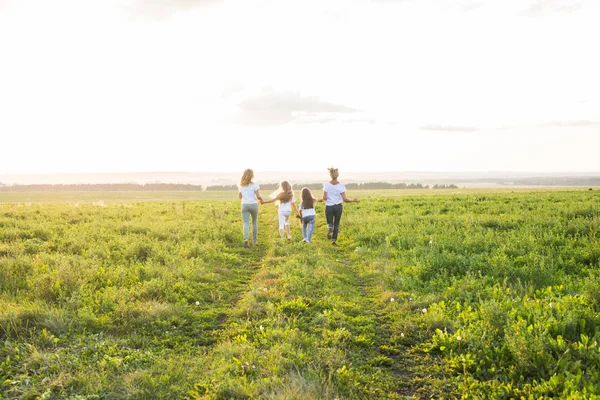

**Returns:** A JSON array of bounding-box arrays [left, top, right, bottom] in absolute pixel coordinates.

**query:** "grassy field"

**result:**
[[1, 189, 600, 398], [0, 187, 594, 204]]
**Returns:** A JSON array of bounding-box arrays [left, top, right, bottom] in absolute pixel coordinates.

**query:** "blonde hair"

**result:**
[[239, 169, 254, 187], [271, 181, 294, 204], [328, 167, 339, 180]]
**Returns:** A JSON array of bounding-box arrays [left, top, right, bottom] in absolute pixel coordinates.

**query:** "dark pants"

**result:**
[[325, 204, 343, 241]]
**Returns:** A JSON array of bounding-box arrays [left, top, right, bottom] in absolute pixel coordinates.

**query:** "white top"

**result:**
[[323, 182, 346, 206], [238, 183, 260, 204], [299, 202, 316, 217], [278, 195, 296, 214]]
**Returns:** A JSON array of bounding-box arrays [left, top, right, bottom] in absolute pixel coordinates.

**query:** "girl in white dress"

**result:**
[[262, 181, 300, 240]]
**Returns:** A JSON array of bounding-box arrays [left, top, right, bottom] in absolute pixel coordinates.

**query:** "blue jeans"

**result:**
[[302, 215, 315, 242], [241, 203, 259, 243]]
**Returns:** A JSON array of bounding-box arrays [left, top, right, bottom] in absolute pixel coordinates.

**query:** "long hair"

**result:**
[[239, 169, 254, 187], [328, 167, 339, 180], [271, 181, 294, 204], [301, 187, 316, 209]]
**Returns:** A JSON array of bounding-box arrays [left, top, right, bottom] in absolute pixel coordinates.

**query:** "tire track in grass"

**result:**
[[325, 242, 435, 399], [188, 210, 433, 399], [114, 241, 270, 399]]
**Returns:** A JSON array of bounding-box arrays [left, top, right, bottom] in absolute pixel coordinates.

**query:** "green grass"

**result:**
[[1, 187, 595, 204], [1, 189, 599, 398]]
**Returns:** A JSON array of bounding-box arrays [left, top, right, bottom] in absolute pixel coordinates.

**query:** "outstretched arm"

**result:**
[[341, 192, 359, 203], [255, 190, 264, 204], [291, 202, 300, 216]]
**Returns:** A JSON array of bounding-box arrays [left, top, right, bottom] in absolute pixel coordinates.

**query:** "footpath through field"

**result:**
[[190, 210, 431, 399]]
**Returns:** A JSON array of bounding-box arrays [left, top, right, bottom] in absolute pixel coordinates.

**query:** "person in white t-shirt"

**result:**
[[262, 181, 300, 240], [298, 187, 323, 243], [238, 169, 264, 247], [322, 167, 359, 246]]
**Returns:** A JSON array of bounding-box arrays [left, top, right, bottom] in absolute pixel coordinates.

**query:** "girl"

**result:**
[[299, 187, 323, 243], [262, 181, 300, 239], [323, 167, 359, 246], [238, 169, 263, 247]]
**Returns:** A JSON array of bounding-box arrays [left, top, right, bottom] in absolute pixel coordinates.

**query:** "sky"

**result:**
[[0, 0, 599, 174]]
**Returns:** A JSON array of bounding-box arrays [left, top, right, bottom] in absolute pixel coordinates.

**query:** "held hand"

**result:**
[[354, 198, 359, 203]]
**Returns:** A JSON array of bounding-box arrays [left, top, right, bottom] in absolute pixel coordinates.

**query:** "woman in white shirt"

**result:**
[[322, 167, 358, 246], [238, 169, 264, 247]]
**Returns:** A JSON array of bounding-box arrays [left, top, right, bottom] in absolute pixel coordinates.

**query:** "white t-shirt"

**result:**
[[238, 183, 260, 204], [323, 182, 346, 206], [299, 202, 316, 217], [278, 195, 296, 214]]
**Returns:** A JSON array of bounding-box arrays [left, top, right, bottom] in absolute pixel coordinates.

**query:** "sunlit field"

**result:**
[[0, 187, 594, 204], [1, 189, 599, 398]]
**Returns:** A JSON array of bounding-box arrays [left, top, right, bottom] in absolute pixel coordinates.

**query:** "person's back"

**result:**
[[263, 181, 299, 240], [323, 181, 346, 206], [277, 196, 295, 213], [238, 169, 263, 247], [299, 187, 322, 243], [239, 183, 260, 204], [322, 168, 358, 245]]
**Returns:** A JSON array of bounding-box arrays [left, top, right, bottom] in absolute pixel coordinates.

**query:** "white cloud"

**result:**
[[235, 89, 358, 126]]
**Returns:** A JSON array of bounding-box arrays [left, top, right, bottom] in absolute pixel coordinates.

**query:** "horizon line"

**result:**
[[2, 170, 600, 176]]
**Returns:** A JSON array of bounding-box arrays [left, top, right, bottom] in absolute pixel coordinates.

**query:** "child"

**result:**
[[299, 187, 323, 243], [262, 181, 300, 239]]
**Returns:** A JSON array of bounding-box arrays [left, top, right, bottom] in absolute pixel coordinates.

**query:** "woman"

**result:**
[[238, 169, 263, 247], [323, 167, 358, 246]]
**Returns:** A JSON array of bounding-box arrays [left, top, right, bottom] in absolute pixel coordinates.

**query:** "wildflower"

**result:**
[[429, 239, 433, 245], [422, 308, 427, 313], [252, 365, 256, 369], [263, 288, 268, 292], [400, 332, 405, 337], [195, 301, 200, 305], [456, 336, 462, 341], [259, 325, 264, 331], [390, 298, 395, 302]]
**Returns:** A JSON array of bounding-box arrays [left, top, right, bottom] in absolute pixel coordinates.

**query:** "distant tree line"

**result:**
[[205, 183, 322, 191], [0, 182, 460, 192], [502, 177, 600, 186], [346, 182, 429, 189], [432, 184, 459, 189], [206, 182, 459, 191], [0, 183, 203, 192]]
